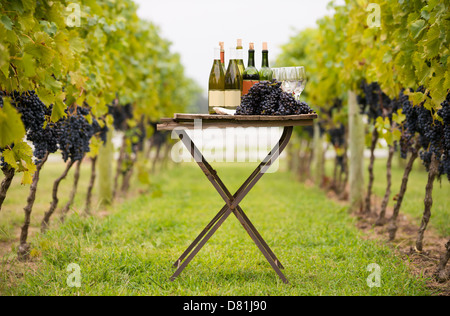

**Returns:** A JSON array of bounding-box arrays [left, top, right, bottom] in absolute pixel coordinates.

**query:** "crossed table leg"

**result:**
[[170, 126, 293, 284]]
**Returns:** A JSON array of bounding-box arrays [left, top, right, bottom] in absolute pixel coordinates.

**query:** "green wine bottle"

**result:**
[[224, 47, 242, 110], [208, 47, 225, 114], [259, 42, 273, 81], [242, 42, 260, 96]]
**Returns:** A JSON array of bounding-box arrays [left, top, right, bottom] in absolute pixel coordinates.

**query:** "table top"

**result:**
[[157, 113, 318, 131]]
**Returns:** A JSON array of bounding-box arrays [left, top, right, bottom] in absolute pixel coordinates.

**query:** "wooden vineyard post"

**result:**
[[98, 128, 114, 206], [312, 121, 325, 187], [348, 90, 365, 213]]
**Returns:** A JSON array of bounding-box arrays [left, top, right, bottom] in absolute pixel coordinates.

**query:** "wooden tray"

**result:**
[[157, 113, 318, 131]]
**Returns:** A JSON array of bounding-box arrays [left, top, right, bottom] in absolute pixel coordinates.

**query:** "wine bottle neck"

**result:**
[[262, 50, 269, 67], [248, 50, 255, 67], [236, 48, 244, 61], [214, 47, 221, 60]]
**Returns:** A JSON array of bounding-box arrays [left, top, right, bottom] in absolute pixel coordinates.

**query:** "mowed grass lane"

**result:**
[[1, 162, 431, 295]]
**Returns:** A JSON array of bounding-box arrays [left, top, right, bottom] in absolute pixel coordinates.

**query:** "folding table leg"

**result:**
[[173, 205, 228, 268], [206, 127, 292, 271], [176, 128, 287, 270], [235, 206, 285, 270], [170, 207, 233, 282], [206, 165, 286, 270], [170, 127, 292, 284]]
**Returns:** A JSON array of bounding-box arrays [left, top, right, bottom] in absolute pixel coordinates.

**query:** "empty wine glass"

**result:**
[[272, 68, 281, 82], [281, 67, 297, 95], [294, 66, 306, 101]]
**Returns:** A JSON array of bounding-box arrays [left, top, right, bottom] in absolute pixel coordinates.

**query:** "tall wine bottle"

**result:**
[[208, 47, 225, 114], [242, 42, 260, 96], [259, 42, 273, 81], [224, 47, 242, 109]]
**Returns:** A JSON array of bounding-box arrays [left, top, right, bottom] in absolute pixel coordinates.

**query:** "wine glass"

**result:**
[[293, 66, 306, 101], [272, 68, 281, 82], [280, 67, 297, 95]]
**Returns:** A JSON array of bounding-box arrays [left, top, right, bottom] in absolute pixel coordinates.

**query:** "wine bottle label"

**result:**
[[242, 80, 259, 96], [208, 90, 225, 107], [224, 90, 241, 108]]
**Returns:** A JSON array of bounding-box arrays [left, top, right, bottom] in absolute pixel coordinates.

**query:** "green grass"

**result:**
[[0, 161, 433, 295], [0, 157, 100, 243], [325, 153, 449, 237]]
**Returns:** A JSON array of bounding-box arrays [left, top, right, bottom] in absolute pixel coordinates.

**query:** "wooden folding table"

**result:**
[[157, 113, 317, 284]]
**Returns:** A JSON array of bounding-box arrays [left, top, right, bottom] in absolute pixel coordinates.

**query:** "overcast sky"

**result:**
[[133, 0, 338, 95]]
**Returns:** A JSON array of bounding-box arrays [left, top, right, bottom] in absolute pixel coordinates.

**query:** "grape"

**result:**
[[92, 117, 109, 144], [11, 90, 46, 134], [437, 94, 450, 181], [8, 90, 54, 163], [357, 81, 391, 123], [328, 124, 346, 169], [108, 102, 133, 130], [1, 91, 98, 165], [328, 124, 346, 148], [57, 107, 94, 162], [235, 80, 314, 116], [401, 87, 449, 180]]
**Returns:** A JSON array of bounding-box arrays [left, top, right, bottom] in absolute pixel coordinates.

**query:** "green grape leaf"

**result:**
[[5, 141, 36, 184], [392, 109, 406, 125], [1, 148, 18, 169], [429, 76, 447, 107], [21, 170, 33, 185], [39, 21, 58, 37], [20, 0, 35, 12], [409, 19, 426, 39], [17, 14, 35, 32], [420, 23, 441, 59], [0, 15, 13, 31], [37, 88, 55, 106], [51, 97, 66, 122], [393, 129, 402, 142], [19, 53, 36, 77], [0, 101, 26, 148], [13, 141, 33, 159], [408, 91, 426, 106], [383, 130, 393, 146]]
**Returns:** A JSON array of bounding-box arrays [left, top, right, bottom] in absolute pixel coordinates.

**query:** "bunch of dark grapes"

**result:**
[[328, 124, 346, 148], [357, 81, 391, 123], [29, 121, 61, 163], [92, 117, 109, 144], [8, 91, 60, 163], [108, 103, 133, 131], [11, 90, 46, 134], [19, 103, 64, 164], [437, 93, 450, 180], [58, 107, 95, 162], [401, 87, 450, 180], [328, 124, 346, 169], [385, 97, 401, 124], [401, 89, 417, 135], [398, 89, 417, 159], [235, 80, 314, 116], [0, 91, 4, 108]]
